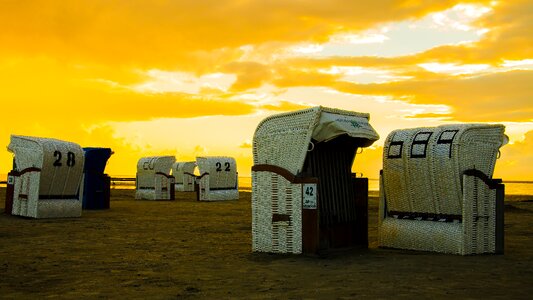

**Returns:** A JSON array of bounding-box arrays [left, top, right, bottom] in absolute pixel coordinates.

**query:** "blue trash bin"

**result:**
[[82, 147, 113, 209]]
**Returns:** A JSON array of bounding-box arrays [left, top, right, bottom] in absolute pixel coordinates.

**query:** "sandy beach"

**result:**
[[0, 187, 532, 299]]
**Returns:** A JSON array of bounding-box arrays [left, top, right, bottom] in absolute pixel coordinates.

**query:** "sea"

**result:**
[[235, 177, 533, 196], [1, 176, 532, 196]]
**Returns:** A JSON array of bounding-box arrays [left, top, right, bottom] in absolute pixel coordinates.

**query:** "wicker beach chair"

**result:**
[[6, 135, 85, 218], [252, 106, 379, 254], [172, 161, 197, 192], [135, 156, 176, 200], [80, 148, 113, 209], [196, 156, 239, 201], [378, 124, 507, 255]]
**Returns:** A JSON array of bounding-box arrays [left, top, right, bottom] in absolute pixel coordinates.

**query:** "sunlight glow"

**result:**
[[418, 63, 491, 75], [133, 70, 237, 94]]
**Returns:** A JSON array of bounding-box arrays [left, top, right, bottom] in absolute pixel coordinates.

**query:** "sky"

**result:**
[[1, 0, 532, 180]]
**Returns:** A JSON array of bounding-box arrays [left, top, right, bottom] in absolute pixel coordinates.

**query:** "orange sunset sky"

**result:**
[[1, 0, 532, 180]]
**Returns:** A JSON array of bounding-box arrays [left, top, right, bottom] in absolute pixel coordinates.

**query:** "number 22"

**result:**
[[215, 162, 231, 172]]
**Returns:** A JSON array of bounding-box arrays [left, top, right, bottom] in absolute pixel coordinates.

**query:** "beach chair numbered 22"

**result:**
[[252, 106, 379, 254], [135, 156, 176, 200], [379, 124, 508, 255], [196, 156, 239, 201], [6, 135, 85, 218]]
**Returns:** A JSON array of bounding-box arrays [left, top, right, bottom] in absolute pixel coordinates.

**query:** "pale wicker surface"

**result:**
[[252, 106, 379, 254], [379, 124, 506, 255], [253, 106, 378, 176], [172, 161, 196, 192], [7, 135, 84, 218], [252, 171, 303, 254], [135, 156, 175, 200], [382, 124, 505, 216], [196, 156, 238, 201]]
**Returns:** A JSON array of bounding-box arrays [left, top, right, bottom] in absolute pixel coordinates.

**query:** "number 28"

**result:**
[[53, 151, 76, 167]]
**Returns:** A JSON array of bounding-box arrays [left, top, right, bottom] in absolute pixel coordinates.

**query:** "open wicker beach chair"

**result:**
[[378, 124, 507, 255], [252, 106, 379, 254], [6, 135, 85, 218], [172, 161, 197, 192], [80, 147, 113, 209], [135, 156, 176, 200], [196, 156, 239, 201]]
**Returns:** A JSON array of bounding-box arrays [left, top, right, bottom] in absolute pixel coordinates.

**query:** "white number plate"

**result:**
[[303, 183, 317, 209]]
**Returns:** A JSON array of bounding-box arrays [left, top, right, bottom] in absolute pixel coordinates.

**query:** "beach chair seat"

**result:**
[[6, 135, 85, 218], [135, 156, 176, 200], [172, 161, 197, 192], [251, 106, 379, 254], [378, 124, 507, 255], [196, 156, 239, 201], [80, 147, 113, 209]]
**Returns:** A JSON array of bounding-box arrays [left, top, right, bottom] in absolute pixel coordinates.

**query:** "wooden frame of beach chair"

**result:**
[[195, 156, 239, 201], [378, 124, 507, 255], [6, 135, 85, 218], [135, 156, 176, 200], [172, 161, 197, 192], [251, 106, 379, 254]]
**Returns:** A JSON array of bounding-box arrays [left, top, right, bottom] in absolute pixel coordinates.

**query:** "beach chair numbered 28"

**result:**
[[80, 147, 113, 209], [379, 124, 508, 255], [6, 135, 85, 218], [195, 156, 239, 201], [135, 156, 176, 200], [172, 161, 197, 192], [252, 106, 379, 254]]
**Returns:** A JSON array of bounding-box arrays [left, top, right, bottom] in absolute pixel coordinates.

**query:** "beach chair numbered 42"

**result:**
[[251, 106, 379, 254]]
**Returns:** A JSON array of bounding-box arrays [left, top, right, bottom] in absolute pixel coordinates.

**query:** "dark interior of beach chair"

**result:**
[[300, 134, 369, 252]]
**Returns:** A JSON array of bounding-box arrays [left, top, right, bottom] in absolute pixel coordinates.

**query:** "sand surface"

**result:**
[[1, 188, 532, 299]]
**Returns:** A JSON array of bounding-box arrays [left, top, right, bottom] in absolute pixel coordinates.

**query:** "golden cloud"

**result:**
[[0, 0, 479, 69], [332, 70, 533, 122], [495, 130, 533, 180]]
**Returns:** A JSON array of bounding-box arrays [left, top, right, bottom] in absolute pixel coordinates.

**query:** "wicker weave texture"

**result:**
[[383, 124, 505, 216], [254, 107, 321, 175], [135, 156, 175, 200], [196, 156, 238, 201], [379, 175, 499, 255], [196, 156, 237, 189], [379, 124, 506, 254], [253, 106, 378, 176], [172, 161, 196, 192], [7, 135, 84, 218], [252, 106, 379, 254], [252, 171, 303, 254]]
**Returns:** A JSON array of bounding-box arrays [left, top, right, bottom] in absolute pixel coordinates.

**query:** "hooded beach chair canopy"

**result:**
[[252, 106, 379, 254], [379, 123, 508, 255], [7, 135, 85, 218], [253, 106, 379, 176], [135, 156, 176, 200]]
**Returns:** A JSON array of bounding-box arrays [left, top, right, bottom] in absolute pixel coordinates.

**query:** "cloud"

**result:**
[[495, 130, 533, 180], [0, 0, 477, 69], [239, 141, 252, 149], [258, 101, 310, 112], [222, 62, 272, 91], [332, 70, 533, 122]]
